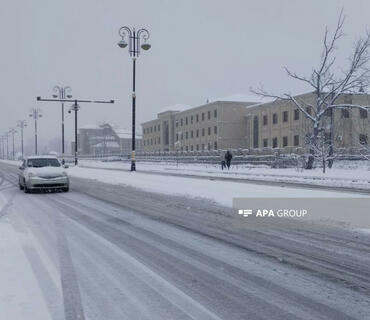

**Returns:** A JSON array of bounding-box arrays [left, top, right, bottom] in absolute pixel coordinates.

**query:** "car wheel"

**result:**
[[63, 187, 69, 192], [24, 184, 29, 193], [19, 179, 24, 190]]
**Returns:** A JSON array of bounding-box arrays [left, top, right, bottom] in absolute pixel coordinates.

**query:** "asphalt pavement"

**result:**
[[0, 162, 369, 320]]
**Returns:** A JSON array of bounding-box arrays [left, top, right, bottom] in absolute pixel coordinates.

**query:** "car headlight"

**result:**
[[62, 172, 68, 176]]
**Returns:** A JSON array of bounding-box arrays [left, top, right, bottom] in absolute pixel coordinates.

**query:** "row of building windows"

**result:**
[[143, 124, 160, 135], [143, 137, 160, 146], [258, 108, 368, 126], [175, 109, 217, 127], [260, 135, 301, 148], [178, 142, 218, 152], [175, 126, 217, 141]]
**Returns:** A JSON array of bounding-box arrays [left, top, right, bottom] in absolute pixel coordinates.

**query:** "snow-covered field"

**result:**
[[78, 160, 370, 191]]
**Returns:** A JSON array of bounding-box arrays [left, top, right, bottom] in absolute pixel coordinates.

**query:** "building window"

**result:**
[[158, 137, 160, 144], [208, 143, 211, 150], [196, 129, 199, 138], [202, 113, 205, 121], [154, 126, 156, 132], [202, 144, 205, 151], [190, 145, 193, 151], [176, 133, 178, 141], [185, 117, 188, 125], [208, 127, 211, 135], [181, 133, 183, 140], [158, 124, 160, 131], [191, 131, 194, 138], [185, 132, 188, 139], [263, 115, 268, 125], [283, 111, 288, 122], [208, 111, 211, 120], [191, 115, 193, 124], [150, 127, 153, 133], [272, 137, 278, 148], [253, 116, 259, 148], [202, 128, 205, 136], [263, 139, 268, 147], [176, 121, 178, 128], [196, 114, 199, 122], [214, 109, 217, 118], [214, 141, 217, 149], [273, 113, 278, 124], [294, 109, 300, 120], [341, 109, 350, 118], [185, 146, 188, 152], [306, 106, 312, 115], [196, 144, 199, 151], [214, 126, 217, 134], [283, 136, 288, 147], [180, 118, 183, 126], [151, 139, 153, 145], [359, 134, 368, 145], [294, 135, 300, 146], [360, 109, 368, 119]]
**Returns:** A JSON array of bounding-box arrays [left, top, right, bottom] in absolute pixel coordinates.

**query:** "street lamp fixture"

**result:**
[[117, 26, 151, 171], [36, 96, 114, 166]]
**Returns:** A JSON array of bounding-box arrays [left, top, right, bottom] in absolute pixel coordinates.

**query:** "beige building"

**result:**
[[141, 101, 256, 152], [245, 92, 370, 152], [141, 92, 369, 153]]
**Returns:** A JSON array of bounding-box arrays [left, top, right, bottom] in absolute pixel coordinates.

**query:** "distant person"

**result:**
[[225, 150, 233, 169]]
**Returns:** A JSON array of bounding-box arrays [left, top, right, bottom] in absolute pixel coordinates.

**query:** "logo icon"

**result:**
[[238, 209, 253, 217]]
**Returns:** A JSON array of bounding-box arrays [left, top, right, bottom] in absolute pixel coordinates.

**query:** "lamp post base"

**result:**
[[131, 161, 136, 172]]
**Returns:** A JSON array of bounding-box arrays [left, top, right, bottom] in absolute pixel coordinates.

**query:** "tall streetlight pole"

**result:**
[[117, 26, 151, 171], [9, 128, 17, 160], [0, 136, 4, 159], [53, 86, 72, 164], [5, 132, 9, 160], [17, 120, 27, 159], [29, 108, 43, 155], [37, 97, 114, 165]]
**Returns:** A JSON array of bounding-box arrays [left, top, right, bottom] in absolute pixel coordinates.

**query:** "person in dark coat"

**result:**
[[225, 150, 233, 169]]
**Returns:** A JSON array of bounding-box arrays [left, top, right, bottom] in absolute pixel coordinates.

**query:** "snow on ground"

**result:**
[[79, 160, 370, 191], [68, 165, 365, 208]]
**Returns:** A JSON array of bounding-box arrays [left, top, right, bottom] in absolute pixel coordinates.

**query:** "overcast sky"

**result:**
[[1, 0, 369, 153]]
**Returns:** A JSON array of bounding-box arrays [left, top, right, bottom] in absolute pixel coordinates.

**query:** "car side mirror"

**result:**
[[19, 166, 25, 170], [63, 164, 69, 169]]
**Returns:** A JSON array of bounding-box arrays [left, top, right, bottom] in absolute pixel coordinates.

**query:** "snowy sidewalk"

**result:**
[[78, 160, 370, 192]]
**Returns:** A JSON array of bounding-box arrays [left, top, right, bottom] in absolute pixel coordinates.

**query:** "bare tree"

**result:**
[[253, 11, 370, 169]]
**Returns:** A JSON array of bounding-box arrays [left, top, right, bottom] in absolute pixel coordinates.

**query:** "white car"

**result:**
[[18, 155, 69, 193]]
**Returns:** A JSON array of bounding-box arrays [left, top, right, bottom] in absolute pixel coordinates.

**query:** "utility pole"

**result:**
[[53, 86, 72, 164], [29, 108, 42, 155], [9, 128, 16, 160], [17, 120, 27, 159], [37, 97, 114, 165]]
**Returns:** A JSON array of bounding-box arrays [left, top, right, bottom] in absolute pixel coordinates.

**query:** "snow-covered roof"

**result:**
[[113, 128, 142, 140], [209, 93, 274, 104], [80, 124, 101, 130], [92, 141, 120, 148], [158, 104, 191, 114]]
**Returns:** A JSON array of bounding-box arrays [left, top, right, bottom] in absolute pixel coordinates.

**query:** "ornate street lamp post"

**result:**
[[117, 26, 151, 171]]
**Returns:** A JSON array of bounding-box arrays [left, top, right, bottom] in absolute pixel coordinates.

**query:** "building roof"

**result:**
[[209, 93, 274, 104], [26, 155, 59, 160], [158, 104, 191, 114]]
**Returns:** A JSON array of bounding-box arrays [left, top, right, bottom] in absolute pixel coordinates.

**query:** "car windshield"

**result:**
[[27, 158, 61, 168]]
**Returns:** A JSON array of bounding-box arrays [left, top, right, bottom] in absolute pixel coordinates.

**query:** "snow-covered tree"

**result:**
[[253, 11, 370, 169]]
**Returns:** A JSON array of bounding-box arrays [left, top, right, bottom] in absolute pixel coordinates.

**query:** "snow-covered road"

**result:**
[[0, 162, 370, 319]]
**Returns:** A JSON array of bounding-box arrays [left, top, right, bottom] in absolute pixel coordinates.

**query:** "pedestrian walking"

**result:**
[[225, 150, 232, 169]]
